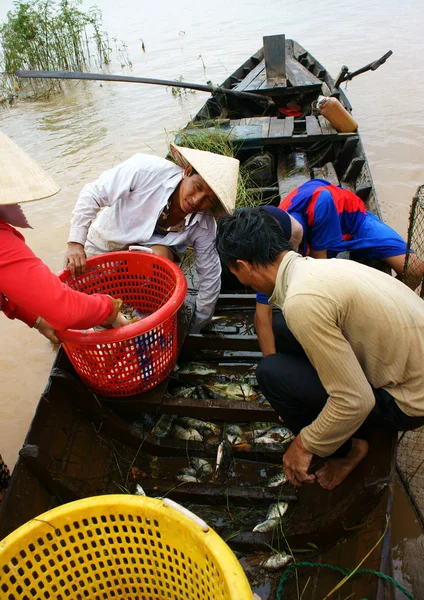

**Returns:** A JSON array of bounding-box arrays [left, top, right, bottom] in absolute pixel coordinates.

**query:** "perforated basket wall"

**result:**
[[0, 495, 253, 600], [58, 252, 187, 397]]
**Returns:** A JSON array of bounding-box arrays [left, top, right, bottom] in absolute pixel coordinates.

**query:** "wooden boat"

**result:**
[[0, 36, 396, 599]]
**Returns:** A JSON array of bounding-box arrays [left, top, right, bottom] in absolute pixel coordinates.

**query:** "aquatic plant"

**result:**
[[0, 0, 117, 102], [169, 75, 196, 99]]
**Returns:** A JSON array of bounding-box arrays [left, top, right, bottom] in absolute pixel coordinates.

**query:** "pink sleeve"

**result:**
[[0, 229, 114, 331]]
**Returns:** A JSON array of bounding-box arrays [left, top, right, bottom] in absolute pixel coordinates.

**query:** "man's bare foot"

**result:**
[[316, 439, 369, 490]]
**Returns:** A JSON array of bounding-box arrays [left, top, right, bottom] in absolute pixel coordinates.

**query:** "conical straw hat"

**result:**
[[0, 131, 60, 206], [170, 142, 239, 217]]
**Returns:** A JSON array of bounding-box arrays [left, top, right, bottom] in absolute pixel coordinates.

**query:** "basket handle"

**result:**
[[163, 498, 209, 532]]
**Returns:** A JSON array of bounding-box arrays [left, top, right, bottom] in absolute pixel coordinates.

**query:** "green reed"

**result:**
[[0, 0, 113, 103]]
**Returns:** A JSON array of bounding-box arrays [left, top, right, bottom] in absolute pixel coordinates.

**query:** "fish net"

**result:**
[[397, 184, 424, 526]]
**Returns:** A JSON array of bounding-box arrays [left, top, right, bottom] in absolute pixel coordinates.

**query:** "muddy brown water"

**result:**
[[1, 0, 424, 595]]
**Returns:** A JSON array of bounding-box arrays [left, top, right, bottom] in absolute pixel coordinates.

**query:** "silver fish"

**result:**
[[226, 434, 243, 445], [216, 440, 232, 473], [266, 472, 288, 488], [178, 467, 198, 477], [204, 382, 258, 401], [252, 502, 289, 533], [172, 425, 203, 442], [178, 417, 220, 435], [176, 474, 199, 483], [135, 484, 146, 496], [172, 386, 197, 398], [178, 363, 217, 375], [226, 424, 243, 437], [261, 552, 293, 570], [151, 414, 176, 438], [190, 457, 214, 477], [252, 435, 280, 445]]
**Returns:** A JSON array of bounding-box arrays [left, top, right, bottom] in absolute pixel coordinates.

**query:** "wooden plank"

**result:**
[[141, 480, 297, 505], [318, 114, 337, 135], [334, 136, 360, 179], [263, 34, 286, 78], [305, 115, 322, 136], [268, 117, 286, 138], [286, 55, 323, 88], [233, 59, 265, 92], [141, 396, 279, 422], [249, 116, 271, 137], [245, 68, 267, 91], [284, 116, 294, 137], [341, 157, 365, 184], [323, 162, 340, 185], [259, 76, 287, 91], [184, 334, 260, 352], [278, 152, 310, 198]]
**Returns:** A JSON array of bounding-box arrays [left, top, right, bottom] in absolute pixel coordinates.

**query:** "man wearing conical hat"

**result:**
[[64, 143, 239, 331]]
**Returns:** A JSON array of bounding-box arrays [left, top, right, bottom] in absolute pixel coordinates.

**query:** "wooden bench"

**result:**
[[233, 34, 323, 96]]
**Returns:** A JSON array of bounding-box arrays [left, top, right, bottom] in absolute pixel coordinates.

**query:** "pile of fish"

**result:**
[[151, 414, 293, 449]]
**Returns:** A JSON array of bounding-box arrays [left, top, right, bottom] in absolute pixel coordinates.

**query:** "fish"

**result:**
[[203, 382, 258, 401], [176, 474, 199, 483], [266, 471, 288, 488], [252, 502, 289, 533], [215, 440, 232, 473], [151, 414, 176, 438], [134, 484, 146, 496], [226, 424, 244, 437], [190, 457, 214, 477], [172, 425, 203, 442], [177, 417, 220, 435], [226, 434, 243, 445], [171, 386, 197, 398], [178, 467, 198, 477], [261, 552, 293, 570], [178, 363, 217, 375], [252, 435, 281, 445]]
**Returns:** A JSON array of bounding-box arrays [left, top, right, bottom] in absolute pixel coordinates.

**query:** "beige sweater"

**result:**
[[269, 251, 424, 457]]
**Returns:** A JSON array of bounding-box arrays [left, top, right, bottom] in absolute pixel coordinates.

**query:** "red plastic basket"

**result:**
[[57, 251, 187, 397]]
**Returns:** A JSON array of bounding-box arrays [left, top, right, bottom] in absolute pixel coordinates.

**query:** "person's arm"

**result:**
[[285, 294, 375, 457], [309, 249, 327, 259], [65, 154, 152, 276], [1, 228, 119, 331], [254, 301, 276, 356], [189, 220, 221, 333]]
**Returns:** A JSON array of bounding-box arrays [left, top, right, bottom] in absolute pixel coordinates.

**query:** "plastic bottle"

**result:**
[[317, 95, 358, 133]]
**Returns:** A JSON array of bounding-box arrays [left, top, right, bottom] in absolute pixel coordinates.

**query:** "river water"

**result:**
[[1, 0, 424, 595]]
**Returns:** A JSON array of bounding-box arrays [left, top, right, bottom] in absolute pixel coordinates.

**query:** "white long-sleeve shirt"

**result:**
[[68, 153, 221, 332]]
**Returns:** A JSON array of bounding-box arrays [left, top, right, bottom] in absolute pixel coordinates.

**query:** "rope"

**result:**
[[276, 561, 415, 600]]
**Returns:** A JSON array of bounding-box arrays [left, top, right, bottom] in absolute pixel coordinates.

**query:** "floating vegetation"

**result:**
[[169, 75, 196, 99], [0, 0, 130, 103]]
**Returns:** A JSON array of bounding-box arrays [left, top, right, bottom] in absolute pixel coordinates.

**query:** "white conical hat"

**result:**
[[170, 142, 239, 217], [0, 131, 60, 206]]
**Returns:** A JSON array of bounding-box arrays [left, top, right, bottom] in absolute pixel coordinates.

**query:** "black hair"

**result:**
[[216, 208, 293, 268]]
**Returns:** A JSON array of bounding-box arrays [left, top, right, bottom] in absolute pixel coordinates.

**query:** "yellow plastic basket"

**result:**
[[0, 495, 254, 600]]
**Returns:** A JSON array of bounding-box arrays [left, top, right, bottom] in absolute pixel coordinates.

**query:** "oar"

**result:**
[[15, 69, 273, 105]]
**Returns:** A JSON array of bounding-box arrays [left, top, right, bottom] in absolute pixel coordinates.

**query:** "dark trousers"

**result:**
[[256, 313, 424, 457]]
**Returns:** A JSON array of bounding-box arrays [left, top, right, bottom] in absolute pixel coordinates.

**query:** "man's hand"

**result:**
[[283, 434, 315, 487], [36, 318, 59, 344], [64, 242, 87, 277]]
